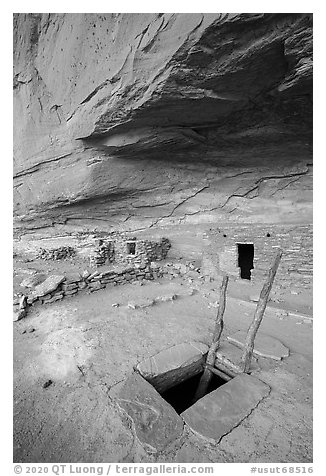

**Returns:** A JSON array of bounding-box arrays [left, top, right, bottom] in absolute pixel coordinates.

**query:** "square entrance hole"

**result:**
[[158, 370, 230, 414]]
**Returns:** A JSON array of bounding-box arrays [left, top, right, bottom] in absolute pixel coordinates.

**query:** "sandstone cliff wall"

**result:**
[[13, 13, 312, 234]]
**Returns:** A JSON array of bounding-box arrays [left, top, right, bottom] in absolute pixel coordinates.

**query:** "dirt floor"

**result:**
[[13, 252, 313, 463]]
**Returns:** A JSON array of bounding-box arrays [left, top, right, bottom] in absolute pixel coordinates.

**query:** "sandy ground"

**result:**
[[13, 263, 313, 463]]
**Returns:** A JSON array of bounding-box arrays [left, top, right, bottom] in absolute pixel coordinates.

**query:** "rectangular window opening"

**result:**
[[126, 242, 136, 255]]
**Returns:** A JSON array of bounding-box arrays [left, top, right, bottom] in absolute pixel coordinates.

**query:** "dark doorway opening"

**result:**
[[237, 243, 254, 280], [127, 242, 136, 255], [159, 371, 228, 414]]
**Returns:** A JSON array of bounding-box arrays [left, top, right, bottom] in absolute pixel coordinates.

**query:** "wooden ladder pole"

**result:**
[[204, 363, 232, 381], [193, 275, 229, 402], [240, 248, 283, 373]]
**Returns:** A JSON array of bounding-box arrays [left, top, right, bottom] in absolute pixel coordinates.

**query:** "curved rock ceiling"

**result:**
[[13, 13, 312, 234]]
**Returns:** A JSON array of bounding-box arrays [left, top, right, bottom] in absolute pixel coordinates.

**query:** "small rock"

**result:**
[[27, 295, 38, 305], [43, 292, 64, 303], [64, 288, 78, 296], [249, 293, 260, 302], [88, 281, 105, 291], [43, 380, 53, 389], [82, 270, 90, 279], [150, 262, 160, 270], [19, 295, 27, 309], [22, 326, 35, 334], [178, 264, 187, 274], [155, 294, 177, 303], [62, 283, 78, 291], [127, 299, 154, 309], [112, 303, 120, 307], [187, 270, 199, 279], [13, 308, 26, 322]]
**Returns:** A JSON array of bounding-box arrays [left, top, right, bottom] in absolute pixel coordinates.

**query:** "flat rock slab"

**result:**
[[31, 275, 65, 298], [116, 372, 184, 452], [20, 273, 46, 288], [127, 298, 154, 309], [136, 341, 208, 393], [181, 373, 270, 443], [137, 341, 208, 377], [217, 342, 259, 371], [64, 272, 82, 284], [227, 331, 289, 361]]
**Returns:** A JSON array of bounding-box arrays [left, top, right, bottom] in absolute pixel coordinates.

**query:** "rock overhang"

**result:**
[[13, 13, 312, 230]]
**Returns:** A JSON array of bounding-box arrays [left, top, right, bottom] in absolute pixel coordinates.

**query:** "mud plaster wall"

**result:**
[[202, 224, 312, 292]]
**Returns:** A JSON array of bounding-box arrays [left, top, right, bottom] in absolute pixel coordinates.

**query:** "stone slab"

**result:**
[[20, 274, 46, 289], [30, 275, 65, 298], [137, 341, 208, 378], [181, 373, 270, 442], [64, 272, 82, 284], [116, 372, 184, 452], [227, 330, 289, 361], [136, 341, 208, 393], [62, 283, 78, 291], [217, 341, 259, 371], [42, 293, 64, 304]]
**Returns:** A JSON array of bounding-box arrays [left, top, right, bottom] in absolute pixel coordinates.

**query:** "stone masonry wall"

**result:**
[[13, 260, 200, 319], [24, 264, 159, 308], [202, 224, 312, 292], [90, 235, 171, 268]]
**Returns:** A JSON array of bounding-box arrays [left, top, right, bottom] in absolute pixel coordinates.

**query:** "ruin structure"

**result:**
[[90, 234, 171, 267]]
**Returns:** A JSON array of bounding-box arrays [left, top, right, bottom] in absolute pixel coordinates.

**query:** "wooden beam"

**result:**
[[215, 353, 242, 374], [193, 275, 229, 402], [213, 361, 238, 379], [240, 248, 283, 373], [204, 363, 232, 381], [212, 275, 229, 343]]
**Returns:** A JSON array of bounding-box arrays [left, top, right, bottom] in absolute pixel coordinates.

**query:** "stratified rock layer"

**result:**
[[13, 13, 312, 233]]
